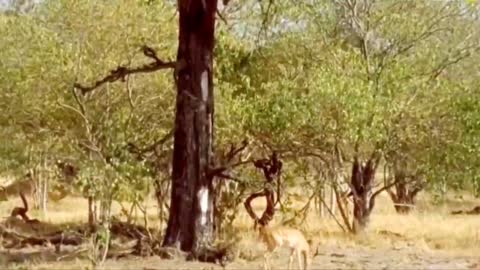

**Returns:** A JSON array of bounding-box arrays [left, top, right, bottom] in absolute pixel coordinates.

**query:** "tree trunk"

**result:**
[[153, 176, 170, 229], [30, 167, 40, 210], [39, 159, 48, 217], [385, 160, 424, 214], [329, 185, 336, 216], [163, 0, 217, 254], [318, 182, 325, 218], [352, 188, 369, 234], [41, 175, 48, 218], [88, 196, 97, 232], [351, 156, 378, 234], [392, 169, 411, 214]]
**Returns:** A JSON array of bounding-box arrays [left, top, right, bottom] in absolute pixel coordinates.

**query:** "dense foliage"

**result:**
[[0, 0, 479, 211]]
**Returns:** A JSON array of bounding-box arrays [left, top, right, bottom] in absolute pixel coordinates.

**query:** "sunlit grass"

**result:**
[[231, 192, 480, 256], [0, 188, 479, 257]]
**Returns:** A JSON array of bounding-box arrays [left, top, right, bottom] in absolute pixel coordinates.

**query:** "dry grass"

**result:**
[[1, 190, 479, 269], [231, 191, 480, 256]]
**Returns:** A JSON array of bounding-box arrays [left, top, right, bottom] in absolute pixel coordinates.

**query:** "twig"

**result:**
[[57, 247, 89, 261], [289, 192, 316, 225], [225, 139, 249, 162], [71, 86, 87, 117], [216, 8, 228, 25], [428, 45, 480, 80], [256, 0, 274, 44], [317, 193, 348, 233], [126, 75, 135, 109], [57, 101, 89, 127]]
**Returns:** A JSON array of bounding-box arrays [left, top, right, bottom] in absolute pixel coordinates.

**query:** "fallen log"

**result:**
[[0, 225, 83, 248], [451, 206, 480, 215]]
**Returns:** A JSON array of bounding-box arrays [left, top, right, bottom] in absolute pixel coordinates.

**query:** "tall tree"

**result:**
[[65, 0, 223, 256], [162, 0, 218, 254]]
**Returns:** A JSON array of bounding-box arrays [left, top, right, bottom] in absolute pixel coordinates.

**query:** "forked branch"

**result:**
[[244, 187, 275, 226], [74, 45, 176, 95], [244, 152, 283, 226]]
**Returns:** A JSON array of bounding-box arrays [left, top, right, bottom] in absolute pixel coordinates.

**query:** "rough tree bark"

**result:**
[[385, 160, 425, 214], [350, 155, 380, 234], [162, 0, 218, 255]]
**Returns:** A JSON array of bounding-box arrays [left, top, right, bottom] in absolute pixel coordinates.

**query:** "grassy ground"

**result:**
[[0, 190, 479, 269]]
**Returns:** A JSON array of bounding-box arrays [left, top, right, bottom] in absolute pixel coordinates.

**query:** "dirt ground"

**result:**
[[1, 190, 479, 270], [2, 243, 479, 270]]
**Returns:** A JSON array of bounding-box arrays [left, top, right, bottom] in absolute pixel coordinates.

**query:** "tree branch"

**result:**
[[215, 172, 243, 183], [332, 180, 354, 233], [427, 44, 480, 80], [208, 140, 250, 178], [208, 159, 252, 179], [244, 190, 267, 221], [256, 0, 275, 44], [127, 129, 174, 157], [74, 45, 176, 95], [216, 7, 228, 25], [225, 139, 249, 162], [317, 192, 348, 233]]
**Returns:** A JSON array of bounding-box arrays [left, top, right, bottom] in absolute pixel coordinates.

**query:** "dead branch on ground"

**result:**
[[451, 206, 480, 215], [10, 192, 40, 224]]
